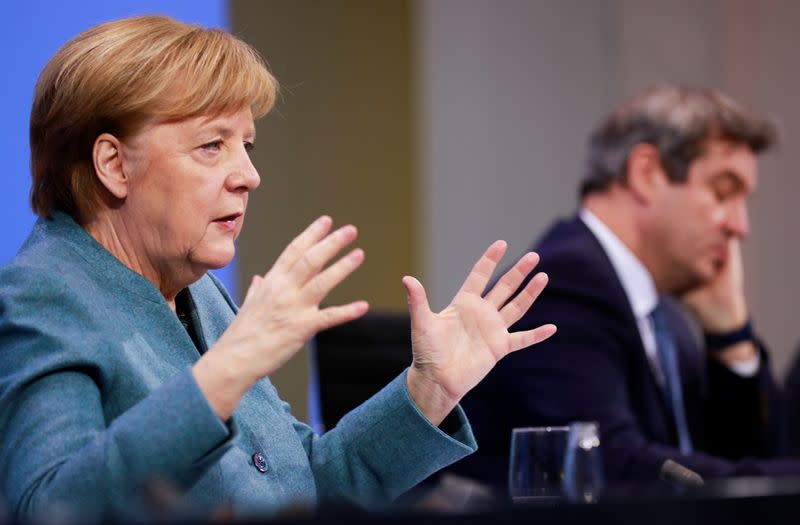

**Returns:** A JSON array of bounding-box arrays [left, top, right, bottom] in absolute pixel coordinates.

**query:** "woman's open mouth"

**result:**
[[212, 212, 242, 232]]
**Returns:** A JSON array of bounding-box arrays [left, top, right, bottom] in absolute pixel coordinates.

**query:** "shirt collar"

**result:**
[[579, 208, 658, 319]]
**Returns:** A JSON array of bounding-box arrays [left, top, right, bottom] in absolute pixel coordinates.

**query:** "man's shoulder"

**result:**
[[511, 214, 634, 336], [532, 216, 620, 295]]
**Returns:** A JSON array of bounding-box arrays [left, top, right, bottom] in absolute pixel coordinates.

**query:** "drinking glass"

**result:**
[[508, 426, 569, 504], [561, 421, 605, 503]]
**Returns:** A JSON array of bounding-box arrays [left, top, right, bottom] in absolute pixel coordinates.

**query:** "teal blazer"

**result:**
[[0, 212, 476, 520]]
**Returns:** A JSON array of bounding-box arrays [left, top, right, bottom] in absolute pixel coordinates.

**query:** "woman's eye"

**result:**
[[201, 140, 223, 152], [244, 141, 255, 153]]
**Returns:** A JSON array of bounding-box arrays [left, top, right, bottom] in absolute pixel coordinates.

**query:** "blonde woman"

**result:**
[[0, 15, 555, 521]]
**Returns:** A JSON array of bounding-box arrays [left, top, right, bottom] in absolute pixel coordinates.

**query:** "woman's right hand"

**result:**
[[193, 215, 368, 420]]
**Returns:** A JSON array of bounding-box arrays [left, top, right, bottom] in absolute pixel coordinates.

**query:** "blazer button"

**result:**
[[252, 452, 269, 473]]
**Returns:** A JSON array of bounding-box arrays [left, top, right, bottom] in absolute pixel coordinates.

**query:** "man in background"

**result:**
[[457, 85, 800, 489]]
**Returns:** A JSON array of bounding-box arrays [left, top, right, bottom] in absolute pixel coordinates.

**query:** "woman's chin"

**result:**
[[193, 246, 236, 271]]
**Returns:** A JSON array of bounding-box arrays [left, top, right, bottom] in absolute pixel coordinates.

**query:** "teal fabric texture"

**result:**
[[0, 212, 477, 520]]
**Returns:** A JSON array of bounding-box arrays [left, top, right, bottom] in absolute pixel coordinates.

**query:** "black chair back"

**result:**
[[309, 311, 412, 431]]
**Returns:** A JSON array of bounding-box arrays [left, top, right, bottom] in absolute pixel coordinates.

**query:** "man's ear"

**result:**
[[625, 143, 668, 204], [93, 133, 129, 199]]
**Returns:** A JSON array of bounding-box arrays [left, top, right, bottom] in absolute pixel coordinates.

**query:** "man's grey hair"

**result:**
[[580, 85, 777, 197]]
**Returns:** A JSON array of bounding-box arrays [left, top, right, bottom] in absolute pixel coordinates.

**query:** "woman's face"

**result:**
[[119, 107, 260, 283]]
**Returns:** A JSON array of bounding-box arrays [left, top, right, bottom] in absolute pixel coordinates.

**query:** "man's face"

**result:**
[[649, 139, 757, 294]]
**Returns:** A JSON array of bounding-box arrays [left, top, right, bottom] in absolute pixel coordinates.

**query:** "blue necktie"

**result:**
[[650, 301, 693, 455]]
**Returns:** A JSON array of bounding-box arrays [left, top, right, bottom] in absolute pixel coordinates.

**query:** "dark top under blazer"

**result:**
[[455, 215, 798, 488]]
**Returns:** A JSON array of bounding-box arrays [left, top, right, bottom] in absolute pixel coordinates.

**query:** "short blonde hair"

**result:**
[[30, 15, 278, 220]]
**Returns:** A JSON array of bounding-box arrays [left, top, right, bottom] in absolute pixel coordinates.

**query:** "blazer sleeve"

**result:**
[[277, 370, 477, 507], [0, 271, 235, 519], [210, 270, 477, 507]]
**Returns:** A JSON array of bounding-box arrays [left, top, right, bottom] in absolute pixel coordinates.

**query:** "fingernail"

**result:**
[[339, 225, 356, 238]]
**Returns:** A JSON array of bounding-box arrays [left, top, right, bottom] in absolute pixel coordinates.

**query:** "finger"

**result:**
[[402, 276, 432, 328], [509, 324, 557, 352], [458, 240, 508, 296], [272, 216, 333, 272], [291, 225, 358, 285], [500, 272, 548, 326], [727, 238, 744, 287], [316, 301, 370, 332], [305, 248, 365, 302], [483, 252, 540, 308]]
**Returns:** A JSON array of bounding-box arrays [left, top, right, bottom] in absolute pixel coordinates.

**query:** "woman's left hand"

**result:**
[[403, 240, 556, 426]]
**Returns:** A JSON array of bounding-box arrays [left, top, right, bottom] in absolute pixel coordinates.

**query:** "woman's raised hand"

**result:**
[[195, 216, 368, 420], [404, 241, 556, 426]]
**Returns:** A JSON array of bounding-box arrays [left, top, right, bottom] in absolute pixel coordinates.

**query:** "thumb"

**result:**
[[243, 275, 263, 304], [402, 275, 432, 327]]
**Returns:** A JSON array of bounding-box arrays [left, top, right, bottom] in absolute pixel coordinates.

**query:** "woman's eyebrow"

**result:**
[[199, 123, 256, 140]]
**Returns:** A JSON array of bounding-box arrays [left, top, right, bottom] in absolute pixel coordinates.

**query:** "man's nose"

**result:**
[[725, 201, 749, 238]]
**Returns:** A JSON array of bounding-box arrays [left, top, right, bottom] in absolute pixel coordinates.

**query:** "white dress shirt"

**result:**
[[579, 208, 758, 378]]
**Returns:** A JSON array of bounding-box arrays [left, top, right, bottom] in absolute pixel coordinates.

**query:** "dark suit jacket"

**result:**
[[455, 215, 798, 489], [785, 350, 800, 455]]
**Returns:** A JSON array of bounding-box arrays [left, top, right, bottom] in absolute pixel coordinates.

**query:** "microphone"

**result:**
[[659, 459, 705, 489]]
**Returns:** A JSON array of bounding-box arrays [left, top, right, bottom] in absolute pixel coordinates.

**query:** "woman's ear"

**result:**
[[625, 143, 669, 204], [93, 133, 128, 199]]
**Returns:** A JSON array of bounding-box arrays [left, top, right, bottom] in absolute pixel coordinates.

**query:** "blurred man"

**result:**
[[457, 86, 800, 489]]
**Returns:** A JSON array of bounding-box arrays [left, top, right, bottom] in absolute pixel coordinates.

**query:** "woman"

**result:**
[[0, 15, 555, 520]]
